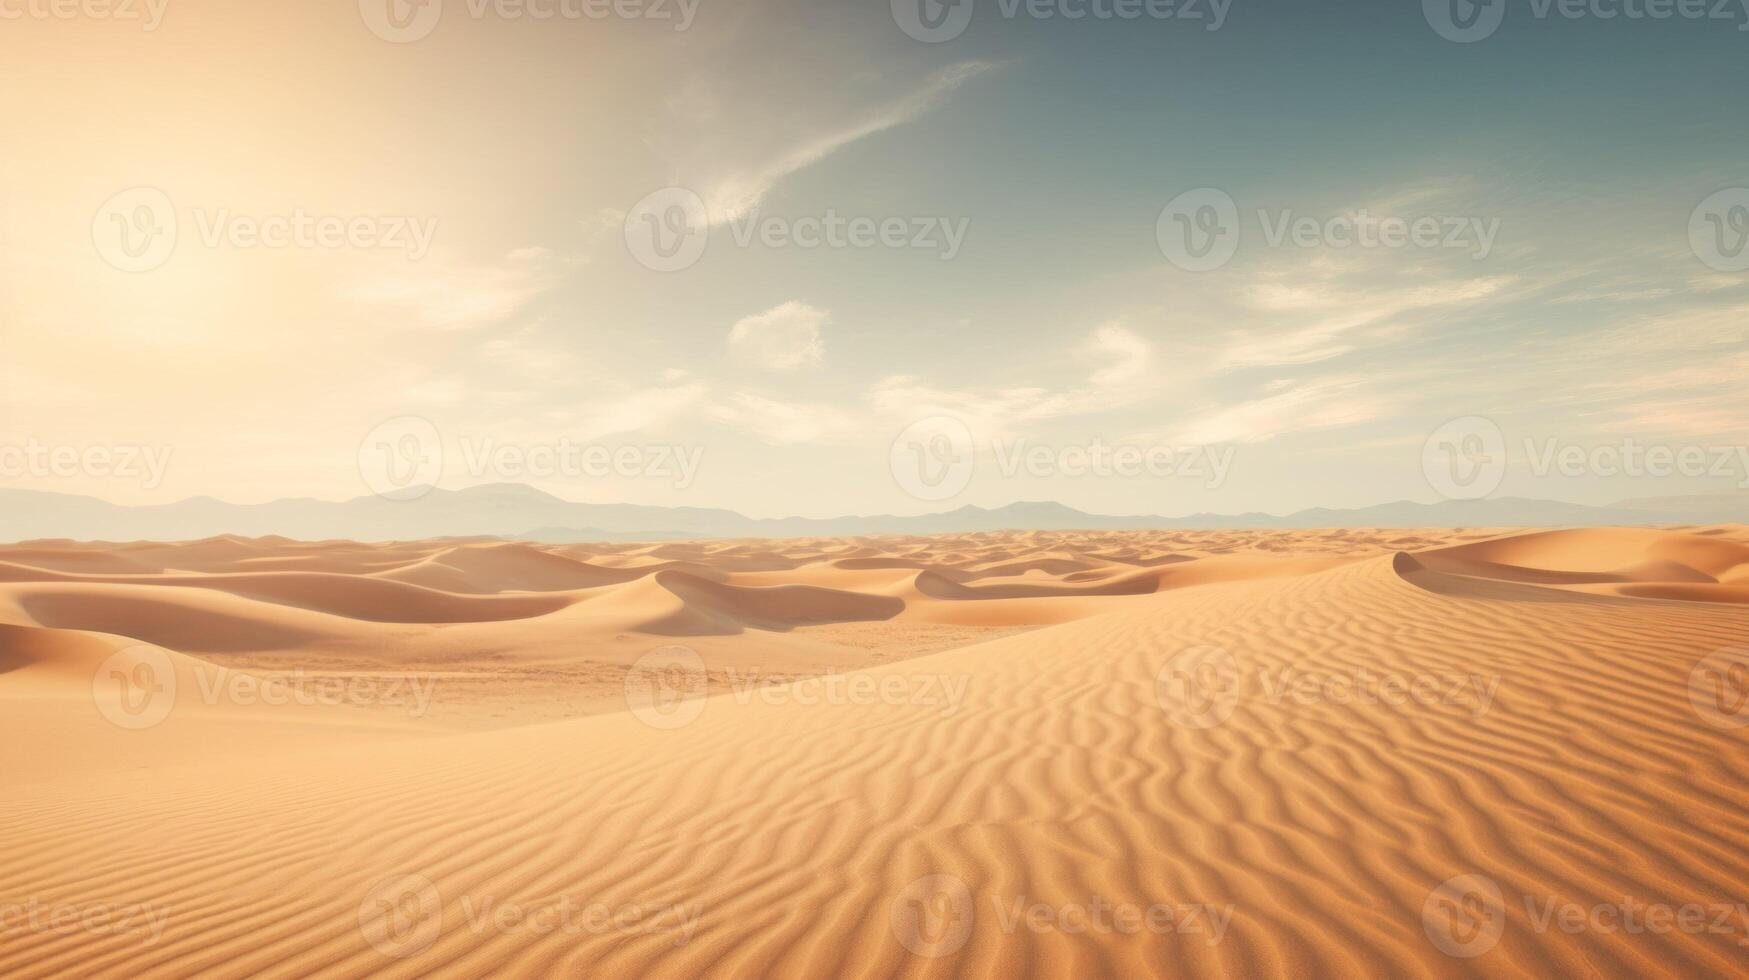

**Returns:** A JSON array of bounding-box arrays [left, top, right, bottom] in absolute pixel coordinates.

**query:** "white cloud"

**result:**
[[729, 301, 828, 371]]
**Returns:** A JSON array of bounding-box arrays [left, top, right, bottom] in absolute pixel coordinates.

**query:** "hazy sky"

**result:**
[[2, 0, 1746, 518]]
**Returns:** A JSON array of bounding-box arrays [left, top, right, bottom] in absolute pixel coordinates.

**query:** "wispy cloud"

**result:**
[[1222, 273, 1514, 369], [1168, 376, 1389, 445], [697, 61, 995, 224]]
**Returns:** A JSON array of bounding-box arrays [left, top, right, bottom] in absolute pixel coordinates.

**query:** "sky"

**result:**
[[1, 0, 1746, 519]]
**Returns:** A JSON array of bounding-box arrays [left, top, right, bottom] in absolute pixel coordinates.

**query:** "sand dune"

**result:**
[[2, 526, 1747, 977], [1412, 528, 1749, 603]]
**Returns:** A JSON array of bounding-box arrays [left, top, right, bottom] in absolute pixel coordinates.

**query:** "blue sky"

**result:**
[[2, 0, 1745, 516]]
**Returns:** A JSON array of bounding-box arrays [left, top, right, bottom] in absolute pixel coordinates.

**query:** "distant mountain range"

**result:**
[[0, 484, 1741, 543]]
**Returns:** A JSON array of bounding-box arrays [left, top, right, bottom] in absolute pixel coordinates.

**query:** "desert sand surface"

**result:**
[[3, 525, 1748, 977]]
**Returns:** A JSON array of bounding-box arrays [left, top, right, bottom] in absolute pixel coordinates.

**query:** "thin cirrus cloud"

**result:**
[[1167, 376, 1391, 447], [694, 61, 996, 225], [1219, 269, 1516, 370]]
